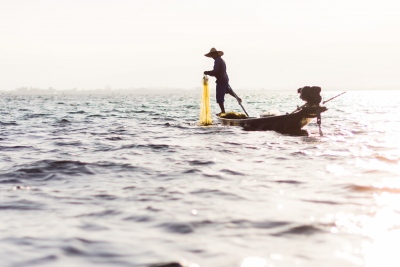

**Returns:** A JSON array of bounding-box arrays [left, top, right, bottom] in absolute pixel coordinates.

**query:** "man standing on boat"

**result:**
[[204, 47, 242, 116]]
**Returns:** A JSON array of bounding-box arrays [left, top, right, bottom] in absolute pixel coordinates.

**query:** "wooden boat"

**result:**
[[218, 106, 328, 135]]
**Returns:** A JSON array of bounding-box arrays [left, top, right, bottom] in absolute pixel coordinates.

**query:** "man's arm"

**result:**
[[204, 59, 220, 77]]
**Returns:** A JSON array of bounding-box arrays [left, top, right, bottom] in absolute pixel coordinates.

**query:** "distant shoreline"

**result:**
[[1, 87, 399, 95]]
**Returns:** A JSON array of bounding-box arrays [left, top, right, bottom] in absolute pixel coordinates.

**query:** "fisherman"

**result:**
[[204, 47, 242, 116]]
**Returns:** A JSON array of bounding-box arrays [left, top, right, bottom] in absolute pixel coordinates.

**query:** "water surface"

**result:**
[[1, 90, 400, 267]]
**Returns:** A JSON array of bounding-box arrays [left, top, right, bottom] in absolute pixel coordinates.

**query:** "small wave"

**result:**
[[136, 144, 172, 151], [0, 121, 18, 126], [17, 255, 58, 266], [148, 263, 184, 267], [0, 160, 94, 181], [290, 151, 309, 156], [301, 199, 342, 205], [79, 222, 109, 231], [172, 124, 193, 129], [67, 110, 86, 114], [0, 178, 22, 184], [106, 136, 124, 141], [23, 113, 50, 119], [78, 209, 120, 217], [346, 184, 400, 194], [221, 169, 244, 176], [87, 114, 104, 117], [0, 200, 43, 210], [272, 224, 323, 236], [53, 141, 82, 146], [182, 169, 202, 174], [202, 173, 224, 179], [93, 194, 118, 201], [146, 206, 162, 212], [225, 219, 289, 230], [123, 215, 153, 222], [117, 144, 141, 150], [190, 189, 245, 200], [123, 186, 136, 190], [374, 155, 400, 164], [57, 118, 71, 123], [62, 245, 86, 256], [0, 145, 34, 151], [222, 141, 242, 146], [188, 160, 214, 166], [0, 160, 139, 181], [108, 129, 127, 134], [157, 222, 194, 234], [60, 239, 124, 258], [274, 180, 304, 184]]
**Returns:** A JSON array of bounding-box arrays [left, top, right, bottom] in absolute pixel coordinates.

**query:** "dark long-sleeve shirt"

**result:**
[[204, 56, 229, 84]]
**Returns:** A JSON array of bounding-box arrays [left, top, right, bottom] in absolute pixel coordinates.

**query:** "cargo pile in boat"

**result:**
[[219, 111, 247, 119]]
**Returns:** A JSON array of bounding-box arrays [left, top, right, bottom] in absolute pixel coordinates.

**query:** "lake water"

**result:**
[[1, 90, 400, 267]]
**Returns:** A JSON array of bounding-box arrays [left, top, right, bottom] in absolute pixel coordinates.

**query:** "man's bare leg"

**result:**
[[227, 88, 242, 103], [218, 102, 225, 115]]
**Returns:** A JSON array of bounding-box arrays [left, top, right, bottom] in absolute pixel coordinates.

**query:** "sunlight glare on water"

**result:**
[[241, 256, 268, 267], [324, 177, 400, 267]]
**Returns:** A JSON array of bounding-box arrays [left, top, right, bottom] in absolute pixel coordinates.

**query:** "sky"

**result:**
[[1, 0, 399, 91]]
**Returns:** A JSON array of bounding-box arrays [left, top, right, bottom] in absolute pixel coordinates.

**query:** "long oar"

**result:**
[[228, 85, 249, 117], [322, 91, 346, 105]]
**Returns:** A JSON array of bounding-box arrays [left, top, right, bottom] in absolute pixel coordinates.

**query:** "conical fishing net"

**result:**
[[199, 75, 212, 126]]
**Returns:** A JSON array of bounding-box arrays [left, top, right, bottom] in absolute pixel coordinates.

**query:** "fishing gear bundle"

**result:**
[[199, 75, 212, 126]]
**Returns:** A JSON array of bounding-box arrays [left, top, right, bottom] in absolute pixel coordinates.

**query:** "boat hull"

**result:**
[[218, 107, 327, 135]]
